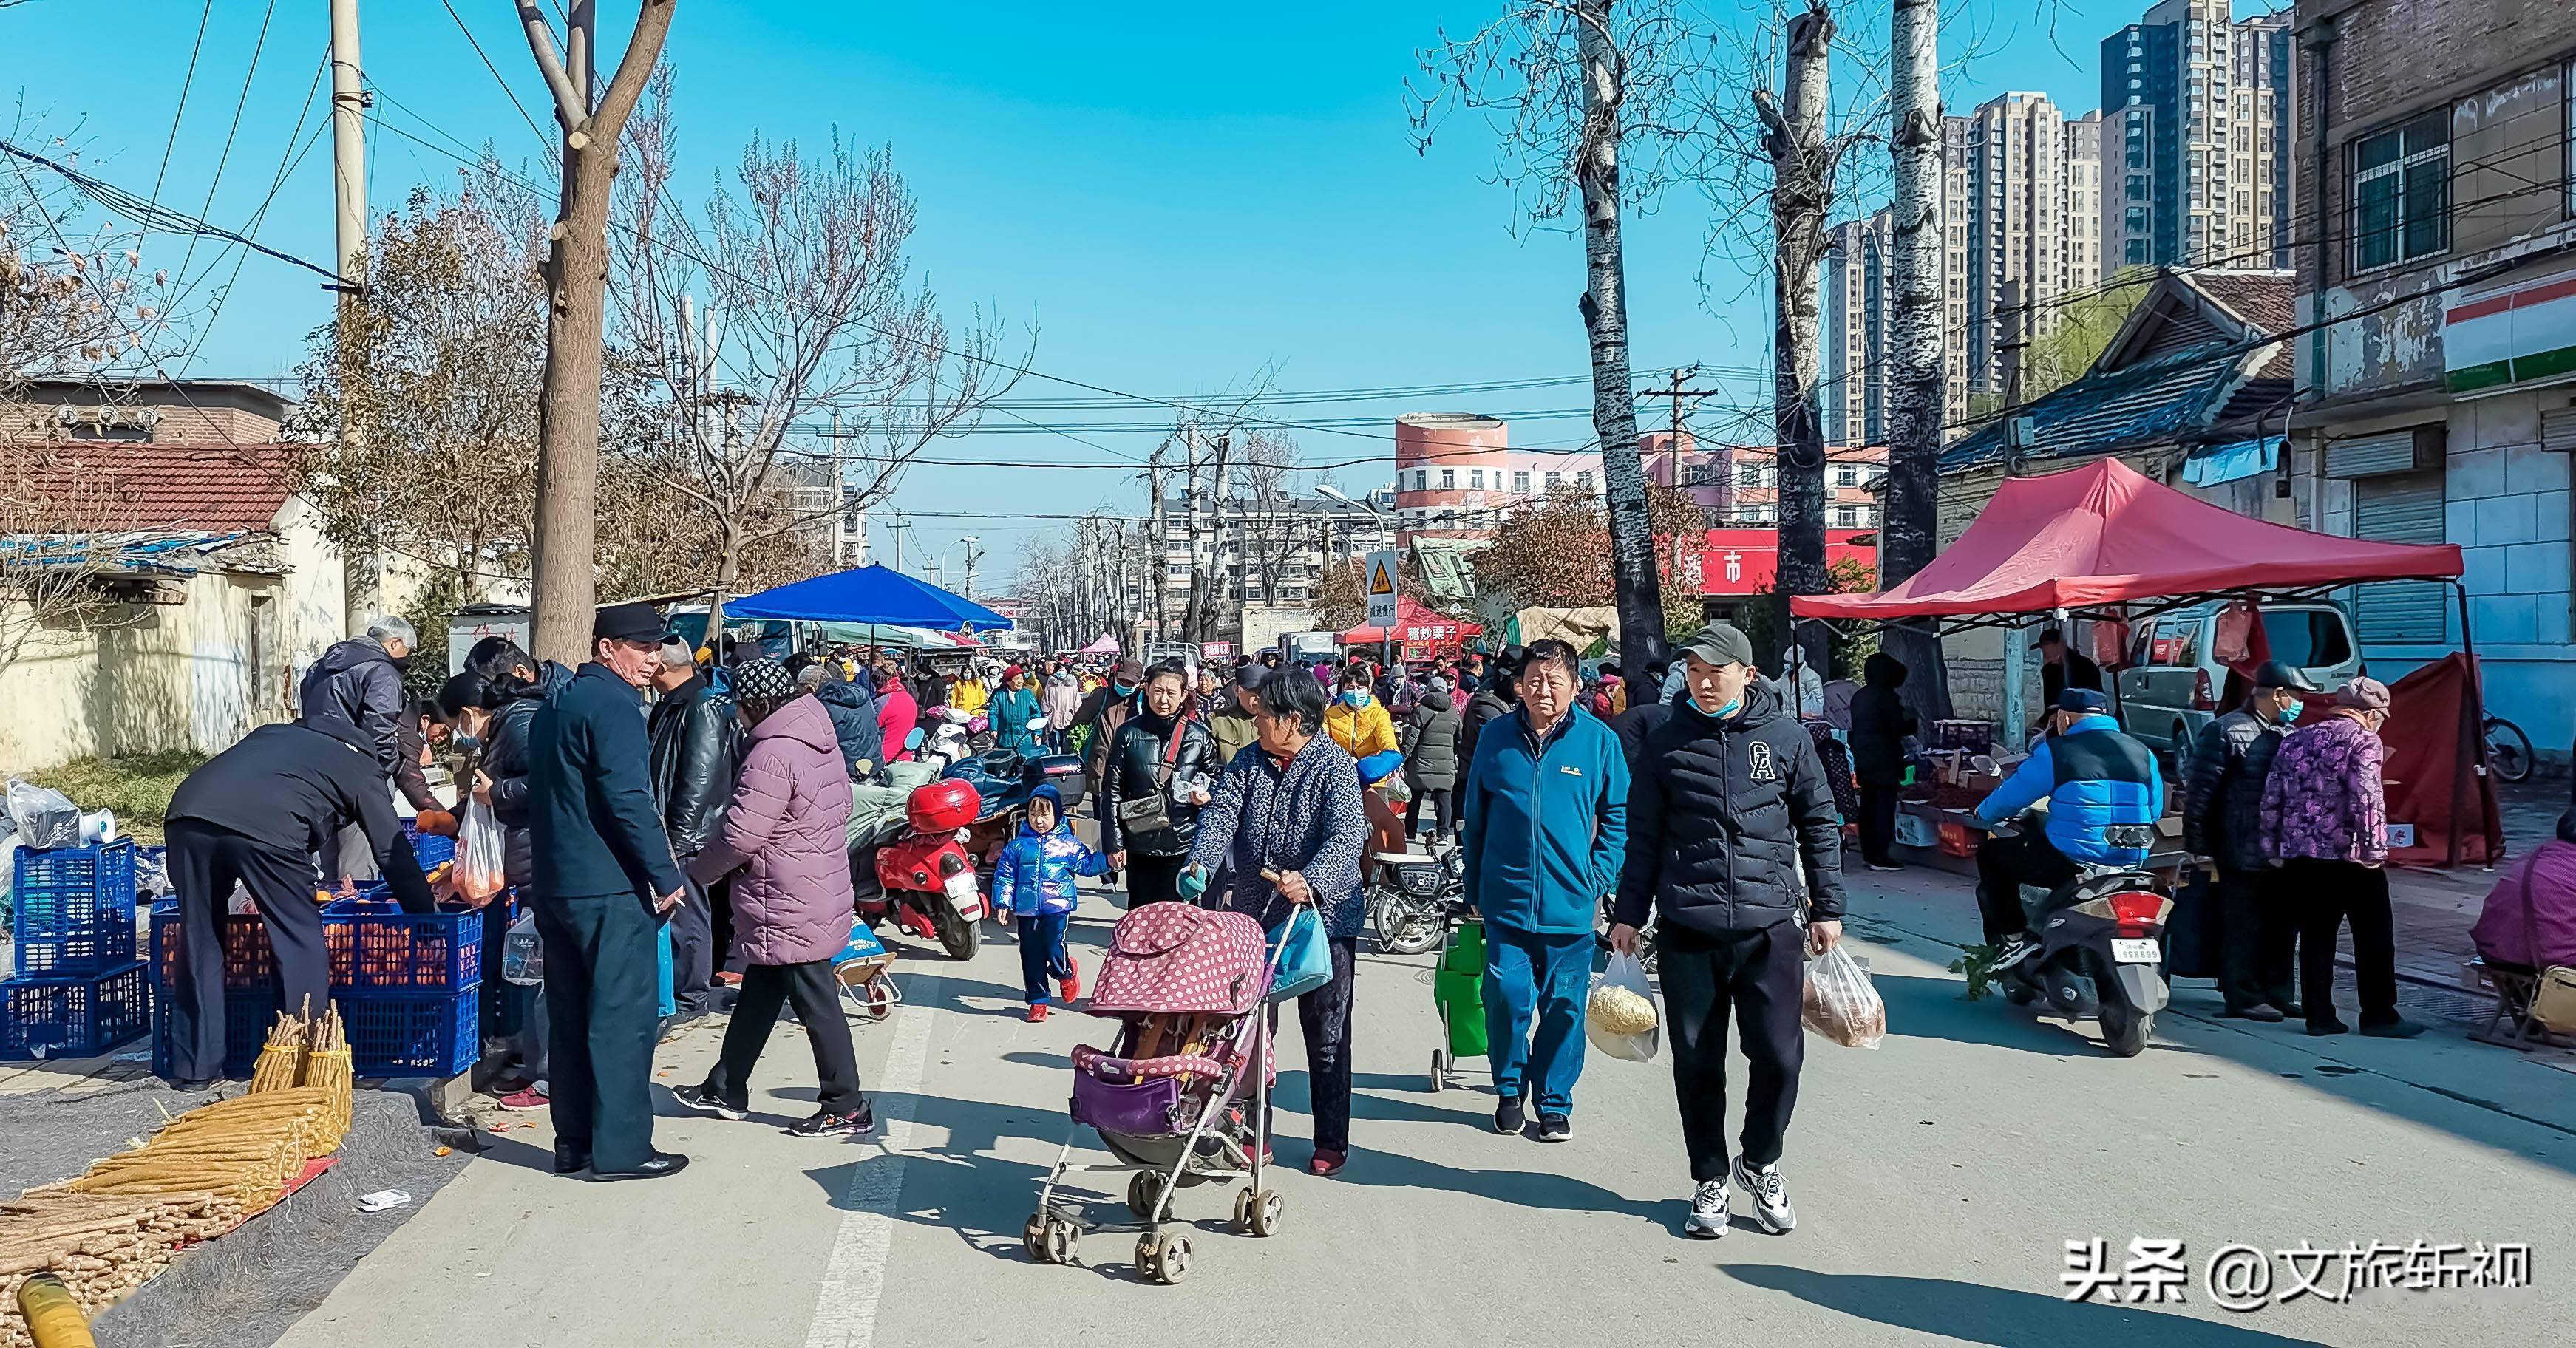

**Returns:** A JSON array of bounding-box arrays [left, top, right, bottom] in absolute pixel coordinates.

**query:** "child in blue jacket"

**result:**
[[990, 783, 1110, 1021]]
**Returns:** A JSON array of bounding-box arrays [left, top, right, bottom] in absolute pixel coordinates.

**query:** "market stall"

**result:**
[[1792, 457, 2495, 866], [730, 563, 1015, 633], [1336, 596, 1482, 661]]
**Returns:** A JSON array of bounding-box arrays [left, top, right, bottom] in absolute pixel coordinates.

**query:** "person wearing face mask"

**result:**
[[2259, 678, 2420, 1040], [1611, 622, 1845, 1240], [1076, 658, 1147, 803], [1098, 659, 1217, 907], [1969, 687, 2164, 969], [300, 615, 431, 881], [2181, 659, 2318, 1021], [870, 655, 920, 764], [1325, 668, 1399, 759]]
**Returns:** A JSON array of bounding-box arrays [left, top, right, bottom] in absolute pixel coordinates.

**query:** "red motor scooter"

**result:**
[[858, 777, 985, 959]]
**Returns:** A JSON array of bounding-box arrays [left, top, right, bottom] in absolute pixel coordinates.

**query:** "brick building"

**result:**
[[2291, 0, 2576, 765]]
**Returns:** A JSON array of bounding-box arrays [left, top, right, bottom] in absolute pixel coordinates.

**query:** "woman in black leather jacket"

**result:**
[[1099, 658, 1216, 907]]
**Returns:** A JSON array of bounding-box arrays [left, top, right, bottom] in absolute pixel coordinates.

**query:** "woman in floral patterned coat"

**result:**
[[2257, 677, 2422, 1040]]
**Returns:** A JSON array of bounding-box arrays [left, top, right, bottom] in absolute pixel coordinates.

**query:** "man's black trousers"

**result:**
[[701, 959, 866, 1117], [1659, 921, 1805, 1183], [2212, 865, 2298, 1012], [166, 818, 326, 1083], [533, 892, 663, 1172], [1974, 828, 2081, 945]]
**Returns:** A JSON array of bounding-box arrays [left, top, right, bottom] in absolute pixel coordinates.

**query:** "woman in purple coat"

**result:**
[[673, 660, 873, 1136]]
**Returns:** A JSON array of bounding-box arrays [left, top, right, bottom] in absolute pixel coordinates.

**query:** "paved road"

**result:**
[[279, 871, 2569, 1348]]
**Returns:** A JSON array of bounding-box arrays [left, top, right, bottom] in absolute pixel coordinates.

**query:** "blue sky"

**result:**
[[7, 1, 2161, 587]]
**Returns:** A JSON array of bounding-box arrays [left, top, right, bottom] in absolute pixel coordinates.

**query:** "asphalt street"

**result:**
[[274, 869, 2571, 1348]]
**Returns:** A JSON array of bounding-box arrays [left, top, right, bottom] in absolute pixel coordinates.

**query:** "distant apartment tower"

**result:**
[[1819, 123, 1976, 444], [1959, 94, 2108, 395], [2101, 0, 2292, 271]]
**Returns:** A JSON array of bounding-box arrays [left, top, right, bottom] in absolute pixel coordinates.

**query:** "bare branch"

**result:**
[[514, 1, 588, 132]]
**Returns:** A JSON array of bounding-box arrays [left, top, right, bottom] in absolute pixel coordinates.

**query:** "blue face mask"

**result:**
[[2275, 698, 2300, 725], [450, 732, 481, 752], [1341, 690, 1369, 708], [1112, 682, 1135, 698]]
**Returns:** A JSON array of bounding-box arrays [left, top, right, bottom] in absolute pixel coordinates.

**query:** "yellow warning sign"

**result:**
[[1368, 560, 1395, 594], [1364, 549, 1399, 627]]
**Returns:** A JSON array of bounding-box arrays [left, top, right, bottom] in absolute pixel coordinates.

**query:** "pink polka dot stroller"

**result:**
[[1026, 901, 1282, 1284]]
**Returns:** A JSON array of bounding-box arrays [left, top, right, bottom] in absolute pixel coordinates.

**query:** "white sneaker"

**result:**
[[1733, 1157, 1796, 1233], [1682, 1179, 1730, 1238]]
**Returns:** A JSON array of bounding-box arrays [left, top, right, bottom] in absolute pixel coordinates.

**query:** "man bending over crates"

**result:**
[[161, 716, 438, 1090]]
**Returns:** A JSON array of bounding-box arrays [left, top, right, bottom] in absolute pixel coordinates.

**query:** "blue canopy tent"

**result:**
[[727, 563, 1014, 633]]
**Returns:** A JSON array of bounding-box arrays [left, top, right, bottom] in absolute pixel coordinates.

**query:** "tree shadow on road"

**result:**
[[1722, 1266, 2328, 1347]]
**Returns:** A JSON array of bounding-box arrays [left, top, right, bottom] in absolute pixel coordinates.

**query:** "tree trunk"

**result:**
[[1883, 0, 1954, 719], [1764, 1, 1834, 669], [1576, 0, 1667, 673], [707, 517, 738, 656]]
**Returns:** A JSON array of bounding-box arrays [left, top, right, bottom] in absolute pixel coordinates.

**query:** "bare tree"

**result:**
[[0, 446, 132, 679], [1752, 0, 1850, 664], [612, 72, 1016, 637], [517, 0, 675, 664], [1880, 0, 1952, 716], [1411, 0, 1702, 672], [1228, 430, 1308, 613], [290, 165, 548, 602]]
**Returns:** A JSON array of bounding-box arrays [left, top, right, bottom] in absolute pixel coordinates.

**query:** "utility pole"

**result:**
[[1660, 366, 1730, 520], [1999, 278, 2030, 411], [1146, 440, 1170, 646], [959, 536, 982, 601], [329, 0, 375, 628]]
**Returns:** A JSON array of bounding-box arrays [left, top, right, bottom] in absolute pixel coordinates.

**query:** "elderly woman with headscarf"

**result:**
[[989, 666, 1044, 760], [672, 659, 873, 1137], [1180, 669, 1369, 1177]]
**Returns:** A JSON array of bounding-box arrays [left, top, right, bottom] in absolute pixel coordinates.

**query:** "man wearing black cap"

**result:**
[[527, 602, 690, 1181], [2033, 628, 2103, 721], [1970, 687, 2164, 967], [2183, 660, 2317, 1021]]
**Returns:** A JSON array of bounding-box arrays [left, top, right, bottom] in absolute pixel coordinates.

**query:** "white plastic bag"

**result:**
[[453, 797, 508, 902], [500, 909, 545, 985], [1802, 944, 1886, 1049], [1585, 952, 1661, 1062], [5, 780, 81, 849]]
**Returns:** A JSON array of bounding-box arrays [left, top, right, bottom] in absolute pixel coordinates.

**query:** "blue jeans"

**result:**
[[1019, 912, 1073, 1004], [1483, 924, 1593, 1115]]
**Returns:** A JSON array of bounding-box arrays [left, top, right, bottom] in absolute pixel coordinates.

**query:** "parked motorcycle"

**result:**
[[849, 775, 986, 959], [1990, 820, 2172, 1057], [1369, 839, 1467, 956]]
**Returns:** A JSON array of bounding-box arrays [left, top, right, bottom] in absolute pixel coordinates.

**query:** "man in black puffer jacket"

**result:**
[[2181, 658, 2314, 1021], [1612, 623, 1845, 1242], [1457, 650, 1521, 772], [810, 663, 885, 780], [650, 638, 741, 1022], [1399, 678, 1463, 840]]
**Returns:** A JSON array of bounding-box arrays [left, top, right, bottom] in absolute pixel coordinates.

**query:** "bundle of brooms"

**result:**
[[0, 1191, 243, 1348], [0, 1010, 359, 1341]]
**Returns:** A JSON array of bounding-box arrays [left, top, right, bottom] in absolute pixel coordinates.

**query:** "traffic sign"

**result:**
[[1364, 550, 1399, 627]]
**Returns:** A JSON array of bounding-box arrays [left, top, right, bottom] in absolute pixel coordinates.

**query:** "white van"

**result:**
[[2112, 600, 2365, 760]]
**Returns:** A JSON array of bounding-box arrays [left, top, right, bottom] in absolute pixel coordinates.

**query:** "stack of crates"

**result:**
[[148, 877, 487, 1079], [2, 840, 149, 1059]]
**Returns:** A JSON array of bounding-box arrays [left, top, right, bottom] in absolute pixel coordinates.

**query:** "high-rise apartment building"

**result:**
[[1821, 135, 1972, 448], [2101, 0, 2292, 271]]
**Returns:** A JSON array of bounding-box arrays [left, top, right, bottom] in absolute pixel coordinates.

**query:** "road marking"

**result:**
[[803, 970, 939, 1348]]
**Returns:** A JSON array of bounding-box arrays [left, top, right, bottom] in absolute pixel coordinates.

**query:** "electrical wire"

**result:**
[[171, 0, 280, 293]]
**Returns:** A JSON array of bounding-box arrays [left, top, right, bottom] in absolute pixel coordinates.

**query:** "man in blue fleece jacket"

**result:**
[[1460, 638, 1628, 1143]]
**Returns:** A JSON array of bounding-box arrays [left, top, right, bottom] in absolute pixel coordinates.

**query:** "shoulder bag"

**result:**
[[1115, 718, 1189, 843]]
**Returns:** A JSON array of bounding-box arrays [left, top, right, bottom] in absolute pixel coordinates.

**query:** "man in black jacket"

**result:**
[[301, 616, 438, 879], [529, 604, 690, 1182], [648, 638, 739, 1024], [2182, 658, 2315, 1021], [2035, 628, 2104, 722], [162, 718, 437, 1088], [1456, 648, 1521, 771], [1612, 622, 1845, 1241]]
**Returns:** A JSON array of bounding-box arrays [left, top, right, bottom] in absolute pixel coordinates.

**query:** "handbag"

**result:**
[[1265, 905, 1333, 1003], [1114, 718, 1190, 843], [2513, 853, 2576, 1032]]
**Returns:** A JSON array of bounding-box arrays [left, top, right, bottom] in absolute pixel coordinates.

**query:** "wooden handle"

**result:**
[[1259, 867, 1282, 882]]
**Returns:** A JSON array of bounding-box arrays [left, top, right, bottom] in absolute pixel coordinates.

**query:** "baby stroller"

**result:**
[[1027, 902, 1283, 1284]]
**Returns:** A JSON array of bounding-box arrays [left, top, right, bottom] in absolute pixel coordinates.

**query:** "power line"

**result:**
[[435, 0, 554, 152], [171, 0, 280, 294], [0, 137, 342, 287], [146, 0, 218, 221]]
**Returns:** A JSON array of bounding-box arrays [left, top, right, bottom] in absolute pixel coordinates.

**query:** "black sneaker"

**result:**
[[672, 1084, 747, 1121], [1536, 1113, 1572, 1143], [1494, 1097, 1526, 1136], [789, 1103, 876, 1138]]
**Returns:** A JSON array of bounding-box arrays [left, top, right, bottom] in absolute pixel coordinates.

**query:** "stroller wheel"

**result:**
[[1248, 1188, 1284, 1238], [1126, 1171, 1166, 1222], [1022, 1213, 1048, 1262], [1430, 1049, 1449, 1092], [1044, 1213, 1078, 1265], [1140, 1230, 1192, 1284]]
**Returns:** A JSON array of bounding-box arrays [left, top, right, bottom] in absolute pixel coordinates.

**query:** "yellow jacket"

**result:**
[[951, 677, 990, 715], [1324, 695, 1399, 760]]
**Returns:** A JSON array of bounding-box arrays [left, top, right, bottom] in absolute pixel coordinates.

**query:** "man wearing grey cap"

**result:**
[[1612, 622, 1845, 1239], [2258, 677, 2419, 1038]]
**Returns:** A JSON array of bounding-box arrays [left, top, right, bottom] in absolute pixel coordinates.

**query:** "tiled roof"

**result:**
[[2178, 269, 2294, 378], [1940, 344, 2263, 474], [7, 440, 299, 533]]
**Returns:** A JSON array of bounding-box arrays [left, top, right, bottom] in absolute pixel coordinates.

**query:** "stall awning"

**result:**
[[1339, 596, 1482, 651], [1791, 457, 2462, 622], [729, 564, 1014, 631]]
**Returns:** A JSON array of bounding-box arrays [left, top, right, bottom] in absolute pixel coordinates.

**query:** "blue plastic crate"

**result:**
[[321, 900, 483, 990], [11, 841, 137, 977], [339, 987, 479, 1077], [1, 962, 149, 1060], [404, 827, 457, 872], [150, 982, 279, 1080]]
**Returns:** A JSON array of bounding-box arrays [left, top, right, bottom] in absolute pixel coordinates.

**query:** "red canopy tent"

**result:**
[[1792, 457, 2463, 622], [1792, 457, 2498, 866], [1338, 597, 1484, 659]]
